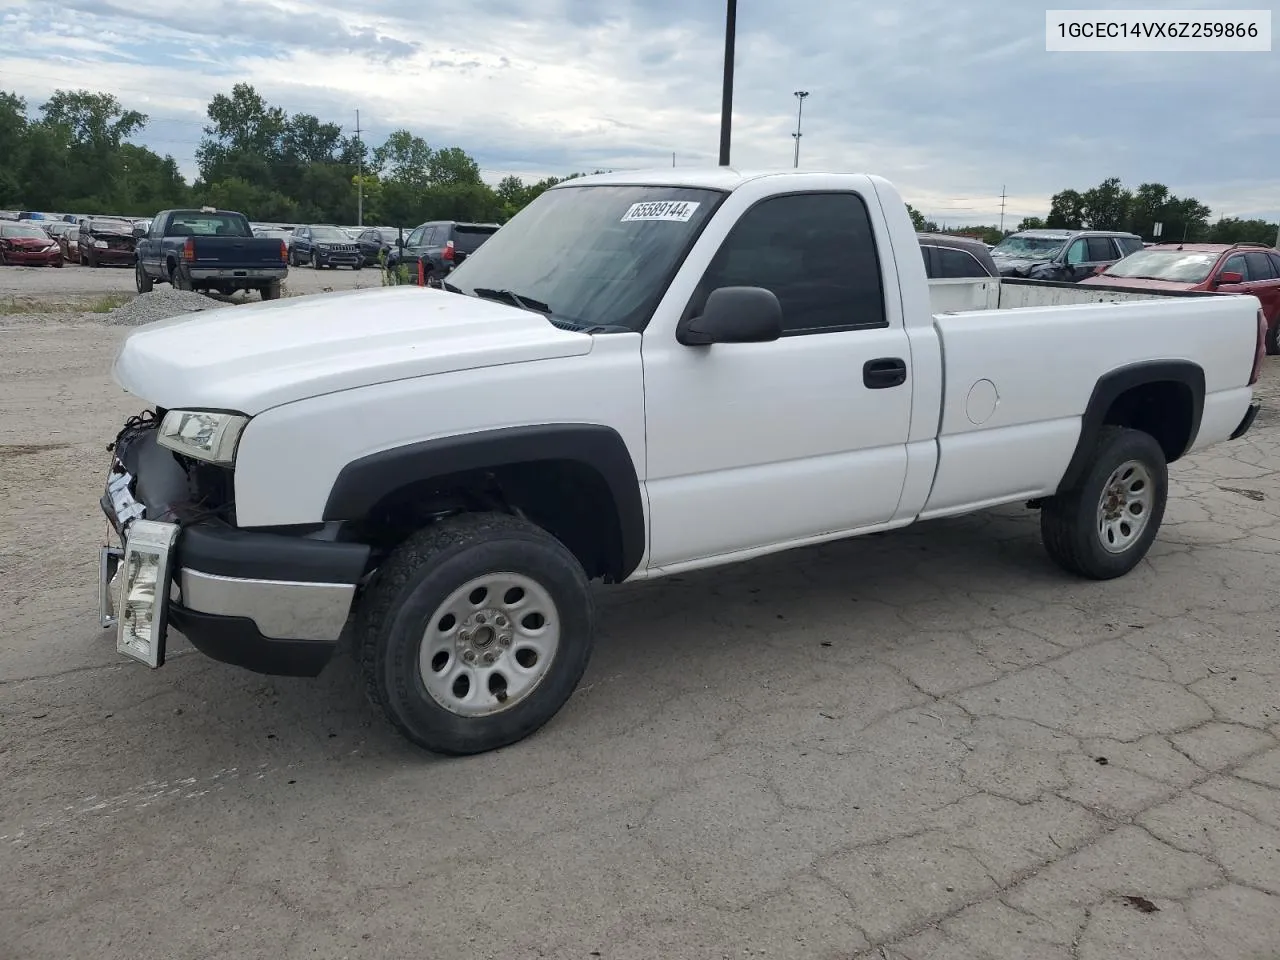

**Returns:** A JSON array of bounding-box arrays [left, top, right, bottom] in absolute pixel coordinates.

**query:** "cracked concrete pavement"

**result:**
[[3, 317, 1280, 959]]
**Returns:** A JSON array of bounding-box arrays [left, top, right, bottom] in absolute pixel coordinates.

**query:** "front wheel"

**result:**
[[1266, 324, 1278, 356], [135, 262, 153, 293], [1041, 426, 1168, 580], [310, 251, 320, 269], [357, 513, 595, 755]]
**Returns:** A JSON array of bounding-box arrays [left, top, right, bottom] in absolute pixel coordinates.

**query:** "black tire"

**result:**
[[1266, 324, 1278, 357], [311, 251, 320, 269], [172, 265, 193, 291], [357, 512, 594, 755], [135, 261, 153, 293], [261, 280, 282, 300], [1041, 426, 1168, 580]]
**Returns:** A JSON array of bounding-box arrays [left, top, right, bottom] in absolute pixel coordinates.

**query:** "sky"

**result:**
[[1, 0, 1277, 227]]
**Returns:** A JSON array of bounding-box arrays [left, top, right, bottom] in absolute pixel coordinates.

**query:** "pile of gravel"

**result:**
[[104, 289, 229, 327]]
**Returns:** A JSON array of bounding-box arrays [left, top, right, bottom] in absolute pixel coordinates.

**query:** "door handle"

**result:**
[[863, 358, 907, 389]]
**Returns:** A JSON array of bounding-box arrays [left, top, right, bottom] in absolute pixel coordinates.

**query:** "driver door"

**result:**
[[640, 187, 913, 571]]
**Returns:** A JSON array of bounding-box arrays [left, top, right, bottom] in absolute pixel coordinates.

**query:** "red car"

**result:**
[[0, 222, 64, 267], [1082, 242, 1280, 351]]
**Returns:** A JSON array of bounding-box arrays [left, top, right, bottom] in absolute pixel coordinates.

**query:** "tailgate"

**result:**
[[190, 237, 285, 268]]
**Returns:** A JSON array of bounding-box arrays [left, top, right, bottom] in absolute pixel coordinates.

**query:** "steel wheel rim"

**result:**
[[419, 572, 561, 717], [1096, 459, 1154, 553]]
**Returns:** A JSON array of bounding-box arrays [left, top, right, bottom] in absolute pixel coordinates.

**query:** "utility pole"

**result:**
[[718, 0, 737, 165], [999, 185, 1006, 234], [792, 91, 809, 168], [672, 152, 676, 167], [355, 109, 363, 226]]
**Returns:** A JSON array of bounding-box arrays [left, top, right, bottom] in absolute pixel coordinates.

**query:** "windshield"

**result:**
[[88, 219, 133, 234], [1, 223, 50, 239], [309, 226, 349, 241], [454, 225, 499, 253], [445, 185, 725, 331], [1102, 250, 1218, 283], [991, 235, 1066, 261]]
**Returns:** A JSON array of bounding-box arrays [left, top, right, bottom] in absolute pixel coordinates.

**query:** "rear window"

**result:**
[[167, 214, 252, 238], [453, 225, 499, 253]]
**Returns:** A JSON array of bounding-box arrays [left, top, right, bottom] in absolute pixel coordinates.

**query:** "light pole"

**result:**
[[791, 90, 809, 168], [718, 0, 737, 165]]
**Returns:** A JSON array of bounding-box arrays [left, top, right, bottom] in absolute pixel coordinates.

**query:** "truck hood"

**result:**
[[112, 286, 593, 414]]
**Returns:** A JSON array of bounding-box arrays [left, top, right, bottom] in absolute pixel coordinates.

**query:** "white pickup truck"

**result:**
[[99, 169, 1266, 755]]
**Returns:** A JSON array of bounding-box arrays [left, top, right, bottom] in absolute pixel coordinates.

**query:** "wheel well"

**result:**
[[1102, 380, 1194, 463], [358, 460, 627, 582]]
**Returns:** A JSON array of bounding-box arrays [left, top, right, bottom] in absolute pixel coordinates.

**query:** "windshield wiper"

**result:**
[[472, 287, 551, 315]]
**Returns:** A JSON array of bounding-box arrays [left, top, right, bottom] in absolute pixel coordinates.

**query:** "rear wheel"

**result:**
[[1041, 426, 1167, 580], [1266, 324, 1278, 356], [172, 265, 193, 291], [261, 280, 282, 300], [357, 512, 595, 755]]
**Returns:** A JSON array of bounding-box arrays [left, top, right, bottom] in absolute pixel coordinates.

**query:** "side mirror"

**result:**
[[1216, 271, 1244, 285], [1092, 264, 1108, 275], [677, 286, 783, 346], [132, 226, 145, 238]]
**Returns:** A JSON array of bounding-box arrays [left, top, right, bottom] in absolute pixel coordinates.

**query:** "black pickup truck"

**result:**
[[134, 207, 289, 300]]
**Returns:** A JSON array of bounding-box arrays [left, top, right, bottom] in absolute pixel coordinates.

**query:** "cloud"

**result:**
[[2, 0, 1277, 222]]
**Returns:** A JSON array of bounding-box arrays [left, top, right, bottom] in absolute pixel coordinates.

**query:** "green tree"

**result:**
[[1046, 189, 1085, 229], [1016, 216, 1045, 230], [428, 146, 482, 186], [1080, 177, 1131, 230]]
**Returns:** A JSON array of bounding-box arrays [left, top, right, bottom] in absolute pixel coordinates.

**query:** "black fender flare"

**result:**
[[322, 424, 646, 579], [1057, 359, 1205, 494]]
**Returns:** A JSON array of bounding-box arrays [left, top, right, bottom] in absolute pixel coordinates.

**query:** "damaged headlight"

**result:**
[[156, 410, 248, 465]]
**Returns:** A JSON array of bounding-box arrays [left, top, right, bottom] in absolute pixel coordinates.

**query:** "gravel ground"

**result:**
[[0, 260, 377, 308], [3, 313, 1280, 960], [103, 288, 228, 325]]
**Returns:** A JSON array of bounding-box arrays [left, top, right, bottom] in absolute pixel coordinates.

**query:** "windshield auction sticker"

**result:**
[[620, 201, 701, 223]]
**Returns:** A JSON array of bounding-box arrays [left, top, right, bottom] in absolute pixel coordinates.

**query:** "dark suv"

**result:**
[[990, 229, 1143, 282], [387, 221, 500, 279], [290, 224, 362, 270], [355, 226, 401, 266]]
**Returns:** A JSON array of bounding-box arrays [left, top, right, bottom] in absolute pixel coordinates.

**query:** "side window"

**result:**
[[1065, 239, 1087, 264], [1245, 252, 1276, 280], [405, 226, 426, 247], [1222, 255, 1249, 281], [1270, 252, 1280, 276], [920, 244, 936, 279], [937, 247, 990, 278], [151, 217, 165, 239], [1117, 237, 1143, 255], [1087, 237, 1118, 261], [690, 192, 887, 335]]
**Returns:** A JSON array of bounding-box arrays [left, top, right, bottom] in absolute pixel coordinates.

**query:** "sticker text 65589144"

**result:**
[[620, 200, 701, 223]]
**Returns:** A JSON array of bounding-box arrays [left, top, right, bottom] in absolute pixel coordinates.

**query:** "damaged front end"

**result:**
[[97, 408, 370, 677], [99, 409, 236, 665]]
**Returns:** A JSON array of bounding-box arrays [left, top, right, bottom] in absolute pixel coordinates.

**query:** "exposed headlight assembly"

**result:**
[[156, 410, 248, 465]]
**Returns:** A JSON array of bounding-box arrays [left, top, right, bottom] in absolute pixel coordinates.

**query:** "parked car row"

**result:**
[[0, 212, 153, 268], [247, 220, 503, 275]]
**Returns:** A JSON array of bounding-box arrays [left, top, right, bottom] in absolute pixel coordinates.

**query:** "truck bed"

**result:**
[[919, 290, 1260, 520], [929, 275, 1222, 314]]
